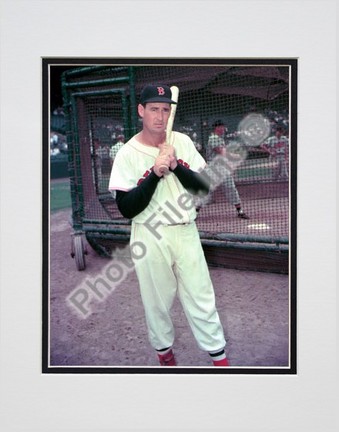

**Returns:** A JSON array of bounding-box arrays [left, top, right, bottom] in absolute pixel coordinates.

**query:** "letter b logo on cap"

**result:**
[[157, 87, 165, 96]]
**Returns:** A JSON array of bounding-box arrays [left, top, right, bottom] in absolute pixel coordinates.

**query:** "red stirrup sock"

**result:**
[[209, 349, 230, 366], [213, 357, 230, 366], [157, 348, 177, 366]]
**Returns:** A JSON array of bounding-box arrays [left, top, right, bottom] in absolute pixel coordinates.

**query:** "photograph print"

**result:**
[[43, 58, 297, 374]]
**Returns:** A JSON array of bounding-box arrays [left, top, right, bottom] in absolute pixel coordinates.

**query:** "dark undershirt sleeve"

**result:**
[[115, 163, 209, 219], [170, 163, 210, 195], [115, 171, 161, 219]]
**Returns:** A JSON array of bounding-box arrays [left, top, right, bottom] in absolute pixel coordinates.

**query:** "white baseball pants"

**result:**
[[130, 221, 226, 352]]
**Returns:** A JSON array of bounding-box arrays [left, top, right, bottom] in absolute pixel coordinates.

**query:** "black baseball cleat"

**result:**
[[237, 211, 250, 219]]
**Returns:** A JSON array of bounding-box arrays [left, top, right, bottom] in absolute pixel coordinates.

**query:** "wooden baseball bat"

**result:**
[[158, 86, 179, 175], [166, 86, 179, 142]]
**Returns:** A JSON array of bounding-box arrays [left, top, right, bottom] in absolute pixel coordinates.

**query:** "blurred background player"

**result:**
[[198, 120, 249, 219], [261, 126, 289, 180], [110, 134, 125, 162]]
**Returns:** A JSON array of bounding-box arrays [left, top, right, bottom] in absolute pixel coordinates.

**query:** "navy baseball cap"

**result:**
[[213, 120, 225, 128], [140, 84, 177, 105]]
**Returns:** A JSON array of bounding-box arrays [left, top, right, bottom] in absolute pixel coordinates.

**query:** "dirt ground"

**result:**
[[48, 208, 290, 370]]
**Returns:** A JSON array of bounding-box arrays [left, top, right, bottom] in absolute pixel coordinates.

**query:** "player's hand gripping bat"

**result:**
[[157, 86, 179, 175]]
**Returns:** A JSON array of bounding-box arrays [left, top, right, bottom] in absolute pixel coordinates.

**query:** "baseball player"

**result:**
[[261, 126, 289, 180], [108, 84, 229, 367], [198, 120, 249, 219]]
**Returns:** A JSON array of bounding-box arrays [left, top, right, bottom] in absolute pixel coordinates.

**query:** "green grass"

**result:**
[[50, 180, 72, 212], [236, 166, 272, 179]]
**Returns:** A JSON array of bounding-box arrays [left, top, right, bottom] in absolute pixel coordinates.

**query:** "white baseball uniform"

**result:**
[[201, 132, 241, 206], [108, 131, 226, 353], [264, 134, 289, 179]]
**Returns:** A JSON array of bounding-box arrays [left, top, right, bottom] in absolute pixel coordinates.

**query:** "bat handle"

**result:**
[[159, 164, 170, 175], [158, 142, 171, 175]]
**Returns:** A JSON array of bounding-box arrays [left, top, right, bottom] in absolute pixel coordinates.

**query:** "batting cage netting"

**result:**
[[56, 62, 294, 271]]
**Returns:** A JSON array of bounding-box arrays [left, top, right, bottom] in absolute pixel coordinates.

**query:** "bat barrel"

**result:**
[[166, 86, 179, 142]]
